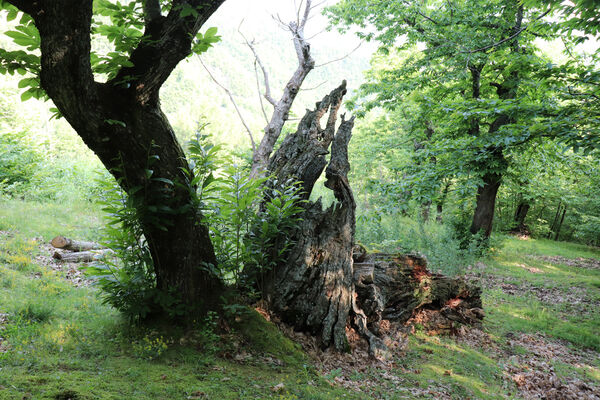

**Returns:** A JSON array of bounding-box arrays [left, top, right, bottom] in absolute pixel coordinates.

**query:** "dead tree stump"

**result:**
[[259, 81, 483, 357]]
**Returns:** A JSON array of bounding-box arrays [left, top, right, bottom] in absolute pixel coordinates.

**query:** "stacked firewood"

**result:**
[[50, 236, 113, 262]]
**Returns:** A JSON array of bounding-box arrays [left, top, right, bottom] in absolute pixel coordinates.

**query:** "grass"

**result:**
[[0, 199, 599, 399]]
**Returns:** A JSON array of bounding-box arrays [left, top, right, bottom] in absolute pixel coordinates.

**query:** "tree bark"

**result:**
[[435, 181, 451, 223], [468, 5, 523, 241], [260, 83, 483, 356], [554, 205, 567, 241], [53, 249, 114, 263], [10, 0, 226, 314], [512, 201, 531, 233], [354, 253, 483, 335], [470, 171, 502, 237], [261, 82, 354, 351]]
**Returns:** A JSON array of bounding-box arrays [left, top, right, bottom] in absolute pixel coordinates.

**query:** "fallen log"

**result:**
[[53, 249, 113, 263], [51, 236, 104, 252], [354, 252, 483, 335]]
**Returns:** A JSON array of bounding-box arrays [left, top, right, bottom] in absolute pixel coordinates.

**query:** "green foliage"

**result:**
[[131, 333, 171, 361], [186, 133, 305, 291], [0, 131, 41, 194], [85, 173, 163, 321], [357, 209, 481, 276]]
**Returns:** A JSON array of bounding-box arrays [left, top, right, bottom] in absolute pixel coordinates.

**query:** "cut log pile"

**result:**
[[50, 236, 112, 262]]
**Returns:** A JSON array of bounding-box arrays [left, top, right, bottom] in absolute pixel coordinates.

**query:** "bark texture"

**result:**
[[353, 252, 483, 335], [512, 201, 531, 233], [470, 171, 503, 237], [261, 83, 483, 356], [53, 249, 114, 263], [9, 0, 226, 313], [263, 82, 354, 351]]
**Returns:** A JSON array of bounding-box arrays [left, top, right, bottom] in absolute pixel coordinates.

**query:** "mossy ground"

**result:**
[[0, 199, 599, 399]]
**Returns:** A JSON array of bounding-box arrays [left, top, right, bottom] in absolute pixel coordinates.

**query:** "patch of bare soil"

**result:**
[[256, 306, 456, 398], [533, 255, 600, 271], [504, 333, 600, 400]]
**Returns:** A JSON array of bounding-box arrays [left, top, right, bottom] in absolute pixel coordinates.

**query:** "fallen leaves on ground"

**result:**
[[504, 333, 600, 400], [533, 255, 600, 271]]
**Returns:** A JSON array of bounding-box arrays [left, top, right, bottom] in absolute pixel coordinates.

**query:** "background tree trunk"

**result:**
[[470, 171, 502, 237]]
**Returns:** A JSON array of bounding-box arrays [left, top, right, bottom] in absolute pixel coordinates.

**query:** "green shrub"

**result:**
[[0, 131, 41, 197], [86, 133, 305, 320]]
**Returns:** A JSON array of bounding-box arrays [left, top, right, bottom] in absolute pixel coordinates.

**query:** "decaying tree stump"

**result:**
[[259, 82, 483, 357]]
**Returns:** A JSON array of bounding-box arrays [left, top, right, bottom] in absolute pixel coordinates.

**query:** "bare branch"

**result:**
[[299, 0, 311, 29], [254, 60, 270, 124], [197, 55, 256, 153], [316, 41, 363, 68], [299, 81, 327, 91], [238, 28, 277, 106]]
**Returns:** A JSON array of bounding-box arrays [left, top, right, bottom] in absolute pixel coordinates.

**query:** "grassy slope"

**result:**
[[0, 199, 599, 399]]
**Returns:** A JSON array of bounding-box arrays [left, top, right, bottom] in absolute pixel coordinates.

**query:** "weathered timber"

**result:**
[[259, 81, 483, 357], [261, 82, 356, 351], [51, 236, 104, 252], [354, 252, 483, 335], [53, 249, 114, 262]]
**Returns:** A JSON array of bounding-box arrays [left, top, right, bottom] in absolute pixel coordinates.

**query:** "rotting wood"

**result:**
[[257, 81, 483, 358]]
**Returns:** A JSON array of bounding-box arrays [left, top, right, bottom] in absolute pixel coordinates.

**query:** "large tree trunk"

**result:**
[[16, 0, 226, 315], [260, 83, 483, 356], [468, 5, 522, 241]]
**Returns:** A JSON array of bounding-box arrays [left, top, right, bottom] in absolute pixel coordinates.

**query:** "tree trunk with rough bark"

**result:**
[[260, 83, 483, 356], [470, 171, 502, 237], [9, 0, 226, 315]]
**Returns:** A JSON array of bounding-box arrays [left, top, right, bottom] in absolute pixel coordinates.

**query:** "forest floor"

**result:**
[[0, 199, 599, 399]]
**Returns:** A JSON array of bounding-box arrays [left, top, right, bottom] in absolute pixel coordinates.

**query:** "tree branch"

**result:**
[[143, 0, 162, 26], [239, 30, 277, 106], [316, 41, 363, 68], [111, 0, 226, 105], [5, 0, 38, 16]]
